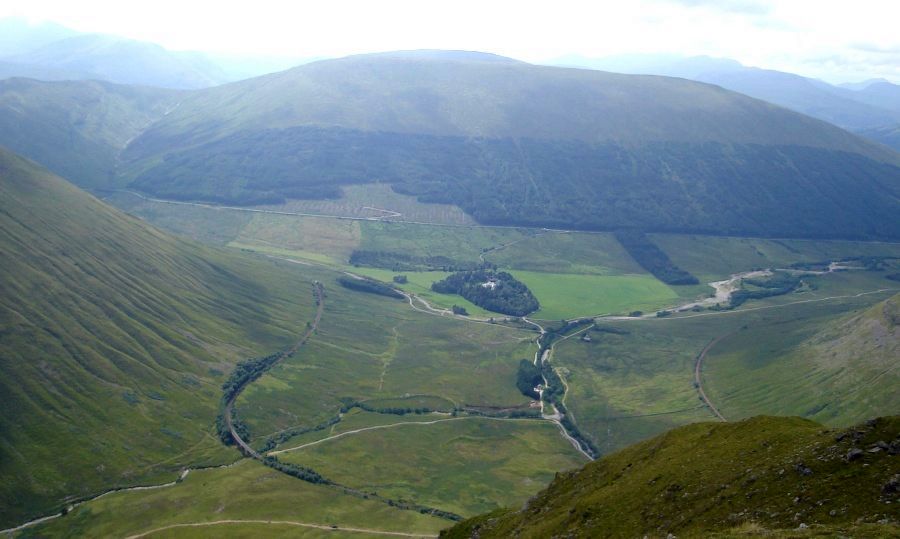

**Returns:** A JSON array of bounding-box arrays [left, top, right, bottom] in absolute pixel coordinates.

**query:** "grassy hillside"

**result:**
[[443, 415, 900, 538], [553, 278, 899, 457], [705, 293, 900, 425], [18, 460, 448, 538], [0, 78, 181, 188], [125, 51, 897, 153], [120, 51, 900, 239], [0, 148, 319, 527]]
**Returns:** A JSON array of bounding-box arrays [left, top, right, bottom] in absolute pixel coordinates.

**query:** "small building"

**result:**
[[481, 278, 499, 290]]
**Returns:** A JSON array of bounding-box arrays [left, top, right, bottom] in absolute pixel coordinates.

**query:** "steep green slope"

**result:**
[[705, 293, 900, 426], [0, 148, 317, 527], [0, 78, 181, 188], [122, 51, 900, 239], [443, 416, 900, 538]]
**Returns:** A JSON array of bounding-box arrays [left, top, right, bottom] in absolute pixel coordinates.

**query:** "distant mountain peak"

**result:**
[[346, 49, 524, 64], [839, 78, 894, 91]]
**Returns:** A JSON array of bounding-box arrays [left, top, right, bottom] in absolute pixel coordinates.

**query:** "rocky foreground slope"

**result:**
[[443, 415, 900, 538]]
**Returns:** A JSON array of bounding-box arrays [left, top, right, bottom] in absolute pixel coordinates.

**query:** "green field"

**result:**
[[262, 183, 479, 226], [70, 192, 900, 537], [270, 409, 465, 453], [651, 233, 900, 282], [278, 417, 586, 517], [511, 271, 679, 320], [104, 197, 696, 321], [21, 460, 447, 538], [361, 395, 458, 412], [483, 231, 645, 275], [236, 271, 535, 439], [359, 221, 527, 262]]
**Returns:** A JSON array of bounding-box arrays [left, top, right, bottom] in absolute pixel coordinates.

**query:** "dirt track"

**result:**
[[124, 519, 436, 538], [694, 335, 729, 422]]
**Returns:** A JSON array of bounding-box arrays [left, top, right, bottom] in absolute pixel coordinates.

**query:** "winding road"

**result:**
[[694, 335, 730, 422]]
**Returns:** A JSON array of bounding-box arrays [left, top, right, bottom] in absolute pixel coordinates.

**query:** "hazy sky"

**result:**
[[3, 0, 899, 83]]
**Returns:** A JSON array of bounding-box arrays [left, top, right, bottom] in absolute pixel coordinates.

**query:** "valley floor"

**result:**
[[13, 188, 900, 537]]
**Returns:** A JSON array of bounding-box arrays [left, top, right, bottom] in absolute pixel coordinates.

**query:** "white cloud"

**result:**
[[1, 0, 898, 83]]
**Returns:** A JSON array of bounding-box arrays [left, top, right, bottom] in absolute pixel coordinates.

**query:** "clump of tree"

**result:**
[[337, 276, 404, 299], [516, 359, 543, 399], [349, 250, 488, 272], [730, 271, 802, 307], [593, 325, 630, 335], [451, 305, 469, 315], [431, 270, 539, 316], [262, 456, 330, 484], [615, 230, 699, 285], [221, 352, 284, 403], [393, 275, 408, 284]]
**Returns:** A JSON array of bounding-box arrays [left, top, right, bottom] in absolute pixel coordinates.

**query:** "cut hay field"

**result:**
[[258, 183, 479, 226]]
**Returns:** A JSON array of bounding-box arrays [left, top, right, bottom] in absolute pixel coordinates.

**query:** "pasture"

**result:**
[[21, 460, 446, 538], [278, 417, 586, 517]]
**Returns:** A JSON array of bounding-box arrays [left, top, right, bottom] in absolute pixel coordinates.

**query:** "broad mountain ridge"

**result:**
[[1, 50, 899, 240], [121, 51, 900, 239]]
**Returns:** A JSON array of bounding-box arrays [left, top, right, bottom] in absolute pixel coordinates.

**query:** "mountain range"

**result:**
[[119, 51, 900, 239], [1, 19, 899, 536], [552, 54, 900, 151], [1, 50, 898, 239], [0, 17, 312, 89]]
